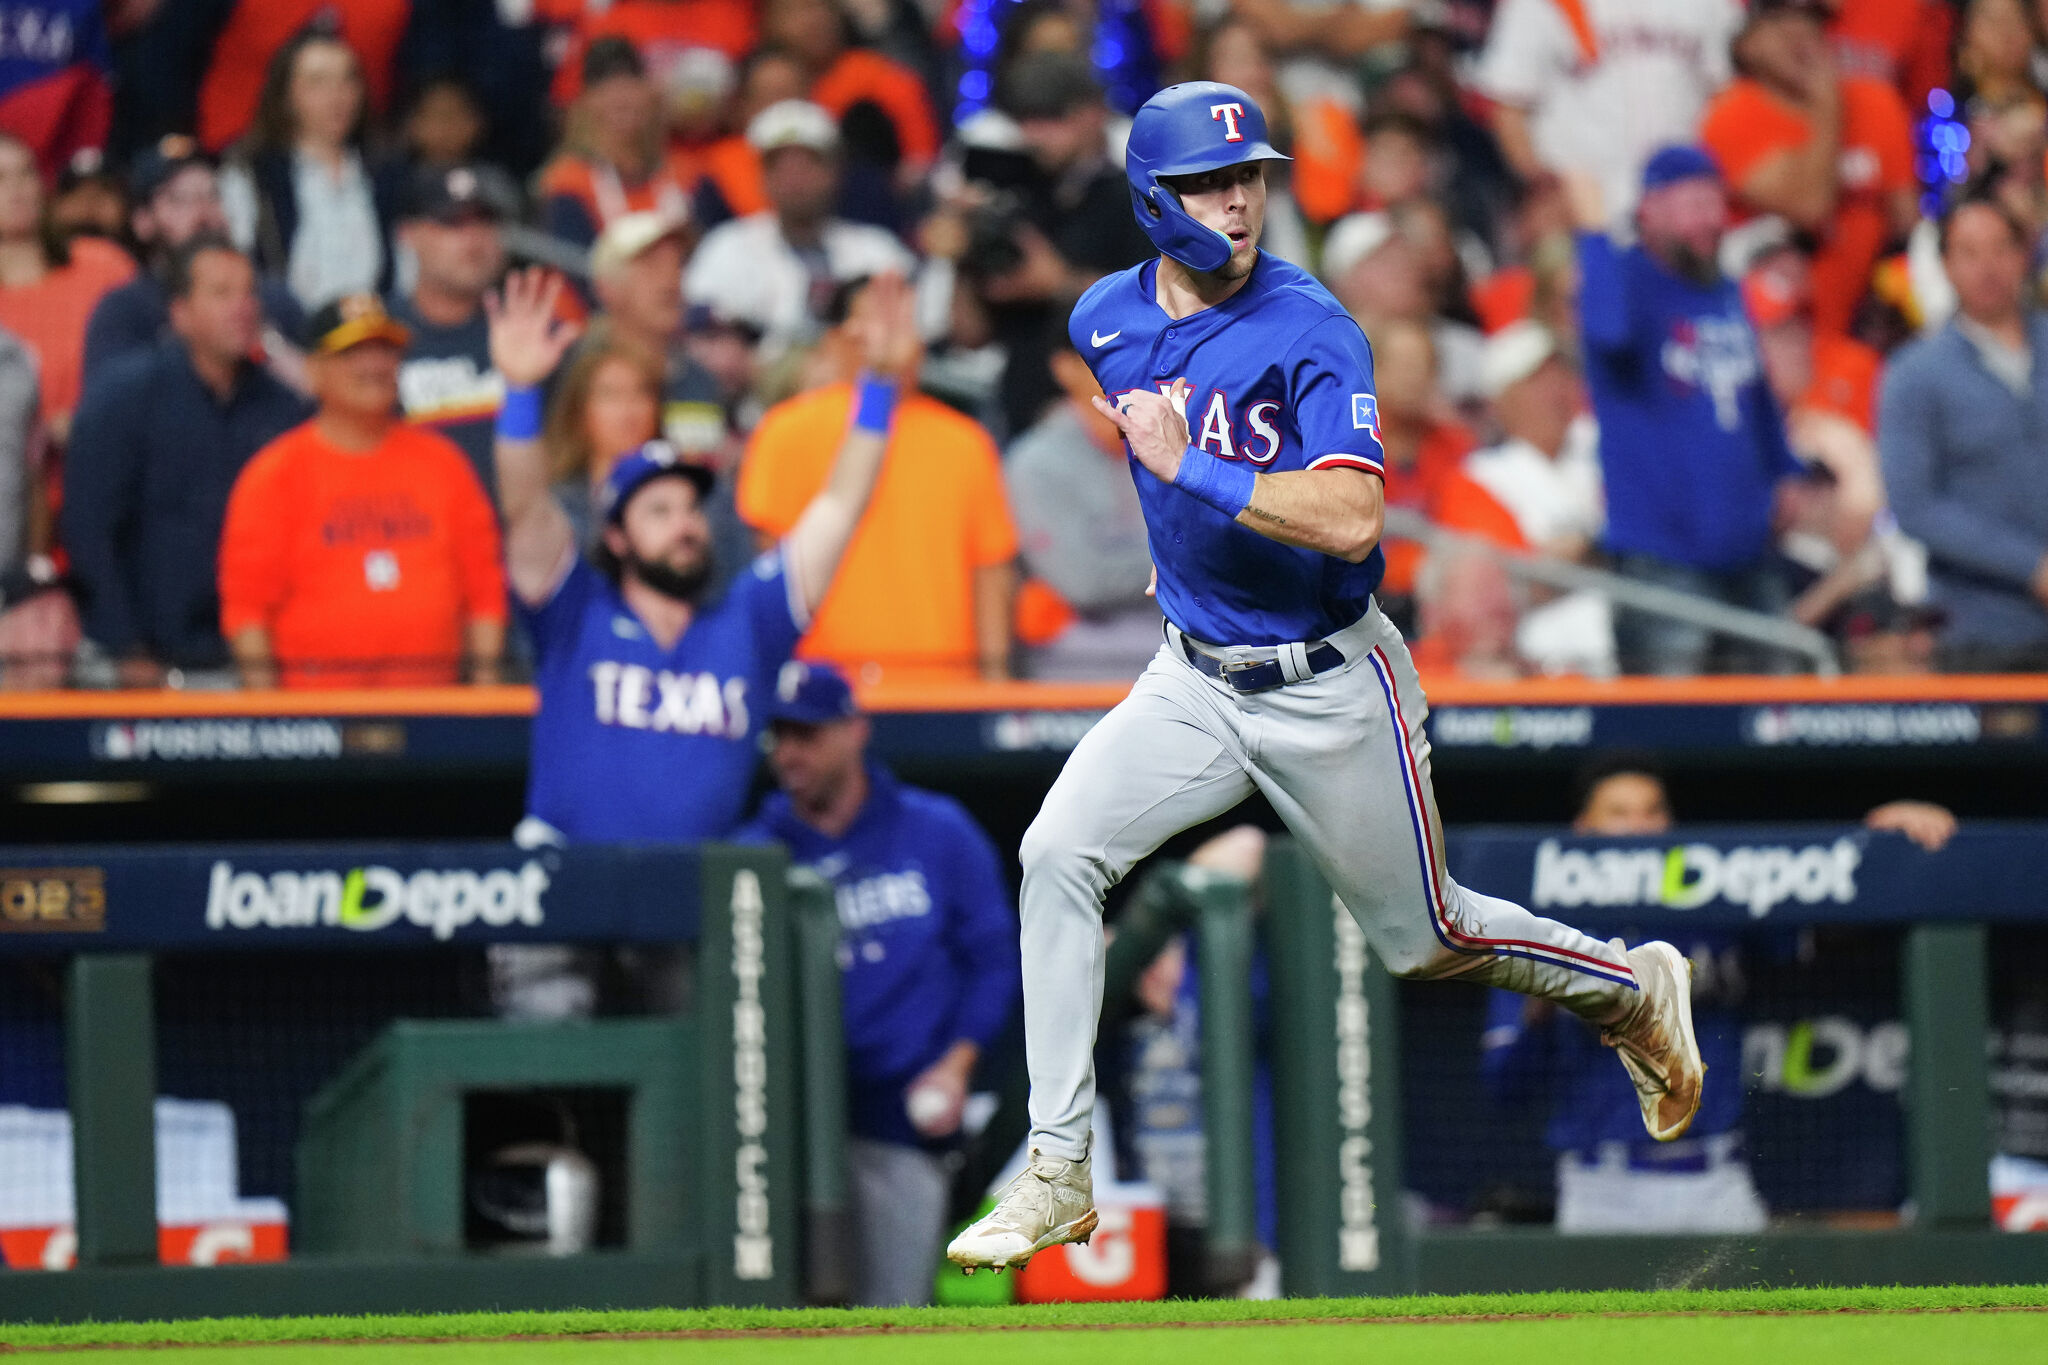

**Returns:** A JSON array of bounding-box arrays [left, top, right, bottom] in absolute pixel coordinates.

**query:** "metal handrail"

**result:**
[[1380, 505, 1842, 678]]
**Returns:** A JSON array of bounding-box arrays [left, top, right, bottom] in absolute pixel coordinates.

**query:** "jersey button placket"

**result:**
[[1145, 326, 1171, 383]]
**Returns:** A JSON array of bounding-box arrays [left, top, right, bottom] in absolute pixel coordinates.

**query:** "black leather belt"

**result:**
[[1178, 634, 1345, 693]]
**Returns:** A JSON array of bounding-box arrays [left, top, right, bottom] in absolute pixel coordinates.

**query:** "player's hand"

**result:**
[[1863, 800, 1957, 853], [1094, 378, 1193, 484], [904, 1040, 976, 1138], [982, 225, 1072, 304], [849, 271, 920, 382], [1561, 169, 1608, 234], [2030, 553, 2048, 609], [486, 267, 582, 392]]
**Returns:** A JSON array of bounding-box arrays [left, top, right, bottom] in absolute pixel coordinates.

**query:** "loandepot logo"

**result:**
[[1531, 838, 1861, 919], [205, 860, 549, 939]]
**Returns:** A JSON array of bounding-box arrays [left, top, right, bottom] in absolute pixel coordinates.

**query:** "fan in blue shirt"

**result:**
[[485, 267, 919, 845], [1572, 147, 1805, 674], [739, 662, 1021, 1306]]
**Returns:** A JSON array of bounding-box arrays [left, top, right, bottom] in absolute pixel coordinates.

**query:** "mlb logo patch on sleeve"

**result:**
[[1351, 394, 1379, 430]]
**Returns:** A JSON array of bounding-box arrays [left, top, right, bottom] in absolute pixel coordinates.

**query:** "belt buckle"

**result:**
[[1218, 656, 1277, 693]]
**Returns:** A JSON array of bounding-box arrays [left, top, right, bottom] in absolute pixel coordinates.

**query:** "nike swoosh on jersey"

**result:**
[[1091, 329, 1121, 347]]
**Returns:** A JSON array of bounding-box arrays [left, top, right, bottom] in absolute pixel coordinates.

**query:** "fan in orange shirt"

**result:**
[[765, 0, 938, 173], [549, 0, 761, 105], [196, 0, 409, 154], [1699, 0, 1918, 337], [218, 296, 506, 689], [738, 277, 1017, 683], [0, 133, 135, 442], [538, 38, 702, 249], [1824, 0, 1954, 113]]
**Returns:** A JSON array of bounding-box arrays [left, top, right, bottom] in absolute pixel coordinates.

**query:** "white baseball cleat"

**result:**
[[946, 1146, 1097, 1272], [1601, 941, 1706, 1142]]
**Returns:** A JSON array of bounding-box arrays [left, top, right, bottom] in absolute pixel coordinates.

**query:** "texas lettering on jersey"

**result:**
[[1119, 378, 1387, 470], [587, 661, 750, 738]]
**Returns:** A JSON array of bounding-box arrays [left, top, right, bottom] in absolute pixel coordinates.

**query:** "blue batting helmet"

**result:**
[[1125, 82, 1290, 273]]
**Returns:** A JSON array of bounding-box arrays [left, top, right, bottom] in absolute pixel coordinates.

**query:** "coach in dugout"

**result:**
[[1481, 752, 1955, 1232], [482, 266, 916, 1018], [741, 662, 1020, 1306]]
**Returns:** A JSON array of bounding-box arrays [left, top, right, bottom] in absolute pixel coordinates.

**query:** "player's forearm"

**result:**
[[1235, 468, 1385, 563], [491, 429, 554, 528], [973, 560, 1015, 679], [1489, 104, 1543, 184], [1741, 152, 1839, 231], [1574, 232, 1639, 355], [230, 625, 277, 690], [1307, 5, 1407, 58], [787, 383, 895, 615], [493, 433, 578, 606], [464, 618, 505, 685]]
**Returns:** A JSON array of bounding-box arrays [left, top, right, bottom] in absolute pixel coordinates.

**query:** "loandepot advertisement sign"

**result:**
[[1530, 837, 1862, 919], [205, 859, 550, 940]]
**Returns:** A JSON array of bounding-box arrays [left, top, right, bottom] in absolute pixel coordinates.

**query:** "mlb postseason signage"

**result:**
[[3, 682, 2048, 782], [0, 843, 705, 953], [1446, 824, 2048, 929]]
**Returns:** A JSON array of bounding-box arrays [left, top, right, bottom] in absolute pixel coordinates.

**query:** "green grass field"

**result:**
[[3, 1285, 2044, 1363]]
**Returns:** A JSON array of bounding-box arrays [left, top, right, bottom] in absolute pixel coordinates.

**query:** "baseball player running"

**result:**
[[947, 82, 1704, 1272]]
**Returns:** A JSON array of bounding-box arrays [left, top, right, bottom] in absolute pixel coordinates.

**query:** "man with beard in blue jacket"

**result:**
[[741, 661, 1021, 1306]]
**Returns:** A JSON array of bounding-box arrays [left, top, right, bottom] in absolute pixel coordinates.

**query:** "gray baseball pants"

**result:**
[[1020, 600, 1640, 1160], [846, 1137, 950, 1306]]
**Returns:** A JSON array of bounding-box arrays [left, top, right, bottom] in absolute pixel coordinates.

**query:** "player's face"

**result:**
[[1637, 178, 1727, 285], [312, 341, 403, 419], [1168, 161, 1266, 280], [144, 165, 227, 248], [767, 715, 870, 804], [1574, 773, 1673, 837], [610, 476, 713, 602], [168, 248, 262, 365], [584, 356, 662, 464], [404, 215, 505, 302]]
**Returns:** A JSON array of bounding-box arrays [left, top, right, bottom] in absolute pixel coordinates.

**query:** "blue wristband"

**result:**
[[1173, 444, 1257, 517], [852, 374, 900, 435], [496, 385, 544, 442]]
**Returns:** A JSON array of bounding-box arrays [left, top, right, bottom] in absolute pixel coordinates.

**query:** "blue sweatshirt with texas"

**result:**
[[1577, 232, 1802, 572], [741, 764, 1021, 1146]]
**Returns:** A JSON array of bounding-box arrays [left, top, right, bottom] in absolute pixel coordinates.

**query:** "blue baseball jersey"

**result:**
[[740, 764, 1021, 1147], [519, 550, 806, 842], [1071, 252, 1387, 646]]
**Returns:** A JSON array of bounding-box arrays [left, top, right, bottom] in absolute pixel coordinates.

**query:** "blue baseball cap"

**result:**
[[766, 662, 859, 726], [1641, 146, 1720, 195], [598, 440, 715, 524]]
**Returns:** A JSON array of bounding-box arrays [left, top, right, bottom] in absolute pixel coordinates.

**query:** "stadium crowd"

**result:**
[[0, 0, 2042, 686]]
